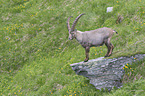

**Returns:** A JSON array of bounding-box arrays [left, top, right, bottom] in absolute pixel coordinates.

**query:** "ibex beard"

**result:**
[[67, 13, 118, 62]]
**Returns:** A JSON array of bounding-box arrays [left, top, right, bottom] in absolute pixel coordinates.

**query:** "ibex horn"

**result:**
[[67, 16, 73, 31], [71, 13, 85, 31]]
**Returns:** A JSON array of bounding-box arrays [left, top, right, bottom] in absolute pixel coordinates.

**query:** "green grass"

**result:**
[[0, 0, 145, 95]]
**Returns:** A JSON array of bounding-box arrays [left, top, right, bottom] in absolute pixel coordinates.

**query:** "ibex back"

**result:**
[[67, 13, 118, 62]]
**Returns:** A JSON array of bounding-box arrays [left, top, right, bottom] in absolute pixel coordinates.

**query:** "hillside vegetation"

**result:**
[[0, 0, 145, 95]]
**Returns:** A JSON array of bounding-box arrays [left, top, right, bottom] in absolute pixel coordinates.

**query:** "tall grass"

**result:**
[[0, 0, 145, 95]]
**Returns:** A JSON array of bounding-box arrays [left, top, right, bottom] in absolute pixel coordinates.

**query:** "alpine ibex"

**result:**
[[67, 13, 118, 62]]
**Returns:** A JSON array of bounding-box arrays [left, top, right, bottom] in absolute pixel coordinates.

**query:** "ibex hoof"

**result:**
[[84, 59, 89, 62], [105, 54, 111, 57], [104, 55, 109, 57]]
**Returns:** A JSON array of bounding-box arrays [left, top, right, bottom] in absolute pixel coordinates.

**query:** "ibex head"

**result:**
[[67, 13, 85, 40]]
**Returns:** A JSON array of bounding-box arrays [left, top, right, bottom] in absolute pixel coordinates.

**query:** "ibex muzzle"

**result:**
[[67, 13, 118, 62]]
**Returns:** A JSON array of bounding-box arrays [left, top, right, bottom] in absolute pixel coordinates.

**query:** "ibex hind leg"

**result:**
[[104, 43, 111, 57], [104, 38, 112, 57], [108, 43, 114, 56]]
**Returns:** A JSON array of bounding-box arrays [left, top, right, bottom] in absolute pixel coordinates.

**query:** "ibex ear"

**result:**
[[71, 31, 75, 34]]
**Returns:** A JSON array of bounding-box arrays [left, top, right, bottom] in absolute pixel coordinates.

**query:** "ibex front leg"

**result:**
[[84, 47, 90, 62]]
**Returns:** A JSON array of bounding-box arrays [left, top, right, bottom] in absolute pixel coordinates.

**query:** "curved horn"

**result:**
[[71, 13, 85, 31], [67, 16, 73, 31]]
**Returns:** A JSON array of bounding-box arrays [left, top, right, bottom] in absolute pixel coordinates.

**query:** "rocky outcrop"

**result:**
[[70, 54, 145, 91]]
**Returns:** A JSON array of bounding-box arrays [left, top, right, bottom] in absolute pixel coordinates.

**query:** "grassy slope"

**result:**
[[0, 0, 145, 95]]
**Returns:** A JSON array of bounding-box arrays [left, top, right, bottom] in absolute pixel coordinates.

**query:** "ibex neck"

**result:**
[[75, 31, 83, 42]]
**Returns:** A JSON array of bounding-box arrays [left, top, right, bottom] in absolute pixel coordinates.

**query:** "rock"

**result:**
[[70, 54, 145, 91], [107, 7, 113, 13]]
